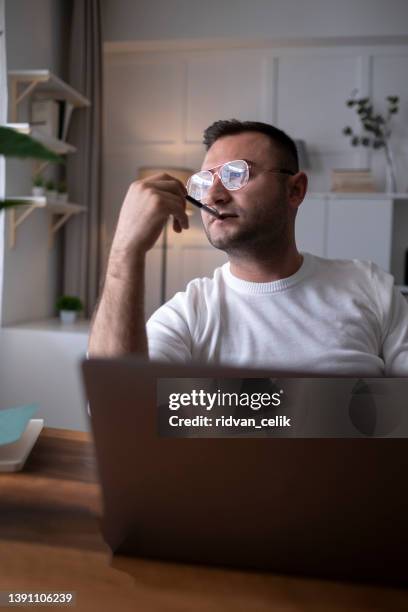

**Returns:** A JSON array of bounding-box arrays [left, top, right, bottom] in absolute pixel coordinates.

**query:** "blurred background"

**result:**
[[0, 0, 408, 430]]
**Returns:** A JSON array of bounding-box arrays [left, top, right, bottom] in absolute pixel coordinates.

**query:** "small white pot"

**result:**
[[57, 192, 68, 203], [32, 186, 45, 197], [59, 310, 77, 324], [47, 190, 58, 203]]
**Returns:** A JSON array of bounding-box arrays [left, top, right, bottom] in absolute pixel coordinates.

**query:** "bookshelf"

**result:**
[[5, 70, 91, 249]]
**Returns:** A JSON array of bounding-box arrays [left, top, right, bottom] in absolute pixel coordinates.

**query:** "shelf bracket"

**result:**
[[16, 81, 38, 106], [9, 77, 39, 122], [8, 205, 39, 249], [48, 211, 75, 248], [33, 160, 50, 177]]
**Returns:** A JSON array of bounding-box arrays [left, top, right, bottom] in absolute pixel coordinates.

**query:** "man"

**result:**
[[89, 120, 408, 375]]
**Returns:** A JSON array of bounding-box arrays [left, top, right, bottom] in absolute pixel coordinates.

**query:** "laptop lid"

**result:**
[[82, 357, 408, 585]]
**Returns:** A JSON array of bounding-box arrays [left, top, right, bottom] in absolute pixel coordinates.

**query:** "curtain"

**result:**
[[64, 0, 102, 317]]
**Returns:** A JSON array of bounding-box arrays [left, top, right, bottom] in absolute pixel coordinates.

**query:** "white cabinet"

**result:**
[[296, 196, 327, 257], [297, 194, 408, 283], [326, 198, 393, 272]]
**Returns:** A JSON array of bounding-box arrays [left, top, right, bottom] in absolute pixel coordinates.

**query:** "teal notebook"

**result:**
[[0, 404, 38, 446]]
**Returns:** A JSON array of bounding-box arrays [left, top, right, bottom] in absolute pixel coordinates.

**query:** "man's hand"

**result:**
[[110, 173, 189, 263], [89, 173, 189, 357]]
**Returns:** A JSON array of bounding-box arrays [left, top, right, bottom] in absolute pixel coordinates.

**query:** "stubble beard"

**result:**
[[204, 197, 291, 258]]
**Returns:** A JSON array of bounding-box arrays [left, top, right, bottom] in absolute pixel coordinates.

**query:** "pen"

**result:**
[[185, 194, 220, 218]]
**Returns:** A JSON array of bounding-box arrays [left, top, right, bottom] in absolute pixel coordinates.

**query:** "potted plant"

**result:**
[[57, 180, 68, 203], [56, 295, 83, 324], [32, 175, 45, 198], [45, 179, 57, 203], [342, 92, 400, 192]]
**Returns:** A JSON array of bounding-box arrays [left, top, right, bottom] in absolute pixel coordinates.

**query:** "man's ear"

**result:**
[[287, 172, 308, 211]]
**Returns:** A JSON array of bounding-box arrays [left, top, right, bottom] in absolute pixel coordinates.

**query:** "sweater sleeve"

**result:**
[[146, 290, 196, 363], [372, 264, 408, 376]]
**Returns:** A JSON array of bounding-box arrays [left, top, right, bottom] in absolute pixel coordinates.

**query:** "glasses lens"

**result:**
[[220, 160, 249, 190], [187, 171, 213, 200]]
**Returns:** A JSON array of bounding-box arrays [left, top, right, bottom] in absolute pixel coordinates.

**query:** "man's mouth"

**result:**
[[215, 212, 239, 220]]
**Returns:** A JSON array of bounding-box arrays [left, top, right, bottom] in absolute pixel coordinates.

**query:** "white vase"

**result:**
[[59, 310, 77, 324], [32, 187, 45, 197], [47, 190, 58, 203], [57, 192, 68, 203], [384, 142, 398, 193]]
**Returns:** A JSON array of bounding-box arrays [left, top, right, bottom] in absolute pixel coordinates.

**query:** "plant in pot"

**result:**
[[32, 175, 45, 197], [342, 92, 400, 192], [45, 179, 57, 203], [57, 180, 68, 203], [56, 295, 83, 324]]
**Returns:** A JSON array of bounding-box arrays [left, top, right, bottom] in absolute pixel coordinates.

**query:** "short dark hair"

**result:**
[[203, 119, 299, 173]]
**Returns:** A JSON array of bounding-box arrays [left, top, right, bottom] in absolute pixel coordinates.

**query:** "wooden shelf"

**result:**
[[8, 70, 90, 113], [6, 123, 76, 155], [6, 70, 90, 253], [5, 198, 86, 249]]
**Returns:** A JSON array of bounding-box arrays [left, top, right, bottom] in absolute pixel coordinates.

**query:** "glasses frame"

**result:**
[[186, 159, 295, 196]]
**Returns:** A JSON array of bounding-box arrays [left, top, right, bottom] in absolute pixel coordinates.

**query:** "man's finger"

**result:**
[[142, 175, 187, 198], [173, 218, 182, 233], [153, 189, 189, 230]]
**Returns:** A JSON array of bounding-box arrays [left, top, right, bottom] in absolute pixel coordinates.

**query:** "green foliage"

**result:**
[[56, 295, 83, 312], [33, 175, 44, 187], [0, 126, 63, 210], [342, 95, 399, 150], [45, 180, 55, 191], [0, 126, 62, 163], [57, 180, 67, 193]]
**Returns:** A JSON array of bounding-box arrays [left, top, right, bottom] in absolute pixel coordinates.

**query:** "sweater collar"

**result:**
[[222, 253, 314, 295]]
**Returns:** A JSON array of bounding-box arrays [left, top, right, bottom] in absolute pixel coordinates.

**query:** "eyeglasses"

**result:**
[[186, 159, 295, 201]]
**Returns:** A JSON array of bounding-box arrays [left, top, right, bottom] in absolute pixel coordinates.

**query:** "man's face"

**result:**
[[200, 132, 297, 255]]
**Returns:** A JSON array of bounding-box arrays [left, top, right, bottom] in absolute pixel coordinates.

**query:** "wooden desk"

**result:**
[[0, 428, 407, 611]]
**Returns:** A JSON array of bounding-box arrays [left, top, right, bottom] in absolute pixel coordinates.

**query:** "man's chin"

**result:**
[[206, 231, 251, 252]]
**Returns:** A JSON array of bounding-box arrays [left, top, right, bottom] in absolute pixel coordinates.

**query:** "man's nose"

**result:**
[[205, 175, 232, 205]]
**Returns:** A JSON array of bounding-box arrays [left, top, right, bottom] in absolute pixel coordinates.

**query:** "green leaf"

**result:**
[[0, 126, 63, 163], [56, 295, 83, 311], [0, 199, 36, 210]]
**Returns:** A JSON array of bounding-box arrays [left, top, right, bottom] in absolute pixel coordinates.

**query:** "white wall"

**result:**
[[5, 0, 68, 72], [0, 325, 89, 430], [102, 0, 408, 42]]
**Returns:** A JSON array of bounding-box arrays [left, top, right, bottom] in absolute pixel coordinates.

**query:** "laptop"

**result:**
[[82, 357, 408, 586]]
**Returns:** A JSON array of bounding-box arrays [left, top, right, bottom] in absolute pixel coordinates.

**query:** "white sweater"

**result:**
[[146, 253, 408, 376]]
